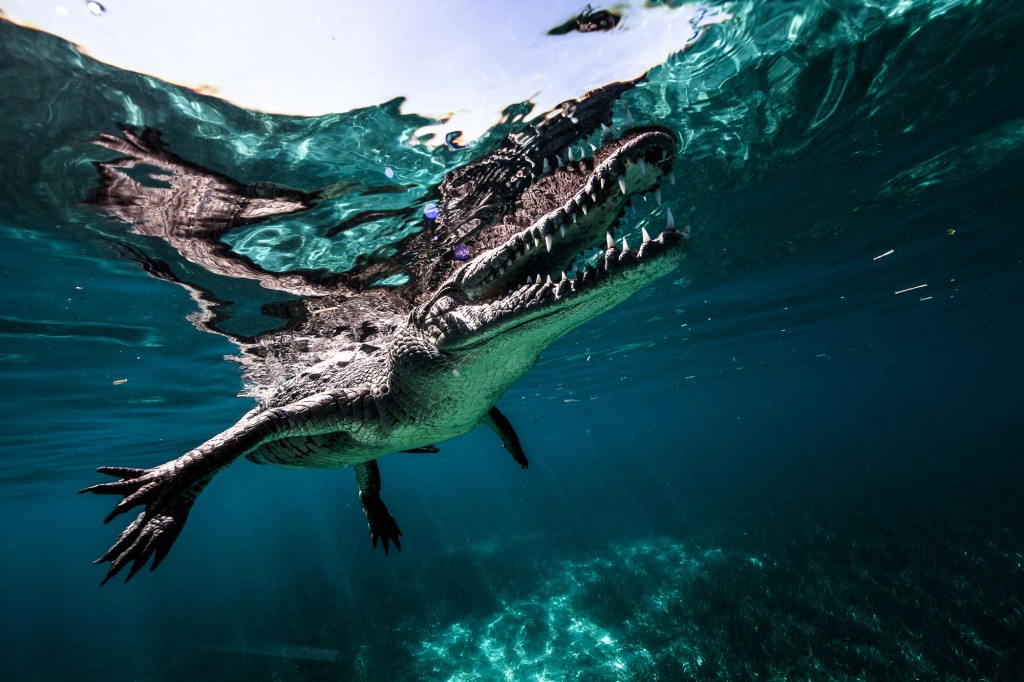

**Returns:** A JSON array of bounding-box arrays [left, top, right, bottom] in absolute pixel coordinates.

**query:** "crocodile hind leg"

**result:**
[[354, 460, 402, 554], [247, 433, 406, 554]]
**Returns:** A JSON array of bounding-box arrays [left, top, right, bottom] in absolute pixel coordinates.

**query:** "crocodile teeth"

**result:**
[[545, 233, 553, 252], [559, 224, 566, 239], [526, 275, 533, 285], [654, 188, 662, 206], [666, 207, 676, 231], [638, 158, 647, 175], [543, 158, 551, 174], [667, 169, 676, 185], [641, 227, 652, 243], [546, 274, 554, 285], [625, 108, 634, 127], [566, 147, 575, 162], [561, 271, 568, 281], [622, 236, 631, 252], [580, 202, 588, 215], [617, 175, 627, 195], [606, 232, 616, 249]]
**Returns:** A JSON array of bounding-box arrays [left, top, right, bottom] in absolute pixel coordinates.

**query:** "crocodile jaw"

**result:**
[[418, 126, 689, 352]]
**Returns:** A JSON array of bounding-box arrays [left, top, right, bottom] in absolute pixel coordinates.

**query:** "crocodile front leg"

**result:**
[[482, 406, 529, 469], [354, 460, 402, 554], [81, 390, 368, 583]]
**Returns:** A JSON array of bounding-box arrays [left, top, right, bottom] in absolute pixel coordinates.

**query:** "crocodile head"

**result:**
[[414, 123, 689, 365]]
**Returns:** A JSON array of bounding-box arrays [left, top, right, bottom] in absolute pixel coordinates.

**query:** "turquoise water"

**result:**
[[2, 1, 1023, 680]]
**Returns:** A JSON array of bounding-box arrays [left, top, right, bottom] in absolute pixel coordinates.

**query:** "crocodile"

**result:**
[[81, 80, 690, 584]]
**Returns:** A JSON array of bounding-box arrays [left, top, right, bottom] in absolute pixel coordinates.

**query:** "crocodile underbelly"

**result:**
[[244, 418, 477, 469]]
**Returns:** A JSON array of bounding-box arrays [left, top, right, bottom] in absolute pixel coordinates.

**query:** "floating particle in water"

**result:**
[[86, 1, 105, 15], [383, 167, 395, 179], [112, 379, 127, 385], [453, 243, 472, 261], [445, 131, 465, 150], [424, 203, 439, 220]]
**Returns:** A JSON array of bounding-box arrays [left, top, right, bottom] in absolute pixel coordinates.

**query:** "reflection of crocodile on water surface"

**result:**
[[81, 80, 691, 584]]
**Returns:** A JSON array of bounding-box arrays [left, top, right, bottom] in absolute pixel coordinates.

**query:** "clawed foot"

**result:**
[[93, 127, 168, 163], [93, 496, 196, 584], [359, 493, 402, 555], [81, 464, 203, 584], [80, 465, 183, 523]]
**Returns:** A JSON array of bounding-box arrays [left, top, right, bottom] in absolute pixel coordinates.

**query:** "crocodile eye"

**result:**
[[453, 243, 472, 261]]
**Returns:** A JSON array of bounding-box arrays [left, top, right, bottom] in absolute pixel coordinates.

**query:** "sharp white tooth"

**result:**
[[557, 156, 564, 169], [638, 158, 647, 175], [606, 232, 615, 249], [625, 109, 634, 127], [498, 266, 505, 275], [561, 271, 568, 281], [641, 227, 652, 243], [589, 143, 597, 153], [580, 202, 588, 215], [666, 207, 676, 231], [572, 211, 578, 223], [601, 123, 611, 132], [545, 233, 554, 252], [546, 274, 554, 285], [617, 175, 627, 194], [559, 224, 566, 238], [600, 175, 606, 190], [567, 147, 575, 162], [683, 224, 691, 239], [668, 169, 676, 185], [654, 188, 662, 206], [543, 158, 551, 173], [526, 275, 533, 285], [622, 236, 631, 252]]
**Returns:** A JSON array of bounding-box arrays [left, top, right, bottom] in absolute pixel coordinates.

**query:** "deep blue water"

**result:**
[[2, 1, 1023, 680]]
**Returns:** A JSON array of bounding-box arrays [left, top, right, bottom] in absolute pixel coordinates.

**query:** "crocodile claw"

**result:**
[[82, 464, 208, 584], [95, 496, 195, 584], [359, 493, 403, 555], [80, 464, 185, 523]]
